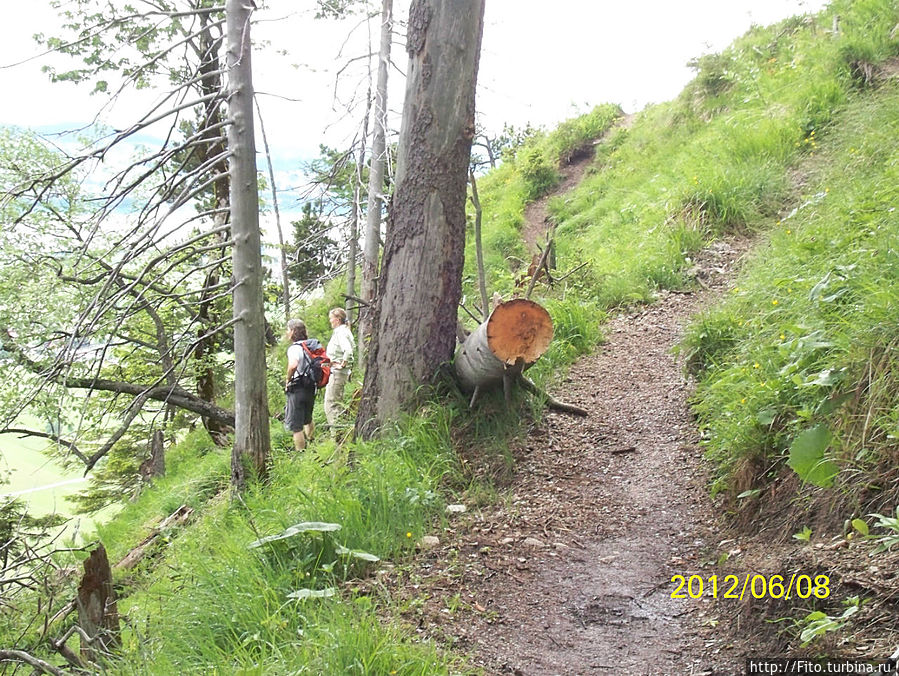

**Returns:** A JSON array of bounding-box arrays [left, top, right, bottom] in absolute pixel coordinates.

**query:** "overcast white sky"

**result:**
[[0, 0, 829, 223]]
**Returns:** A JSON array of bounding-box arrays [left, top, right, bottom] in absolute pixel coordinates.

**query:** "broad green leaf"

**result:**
[[335, 545, 380, 562], [808, 272, 832, 301], [756, 409, 777, 426], [248, 521, 342, 548], [787, 426, 838, 487], [851, 519, 869, 536]]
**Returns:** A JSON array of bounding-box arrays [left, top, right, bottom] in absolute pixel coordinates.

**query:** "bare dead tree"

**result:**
[[359, 0, 394, 368], [0, 1, 271, 489]]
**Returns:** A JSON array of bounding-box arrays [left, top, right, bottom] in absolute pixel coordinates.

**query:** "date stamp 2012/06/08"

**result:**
[[670, 574, 831, 601]]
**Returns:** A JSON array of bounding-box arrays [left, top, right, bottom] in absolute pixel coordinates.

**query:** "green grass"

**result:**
[[682, 81, 899, 506]]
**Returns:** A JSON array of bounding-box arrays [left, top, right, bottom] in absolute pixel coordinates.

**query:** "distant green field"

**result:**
[[0, 420, 87, 519]]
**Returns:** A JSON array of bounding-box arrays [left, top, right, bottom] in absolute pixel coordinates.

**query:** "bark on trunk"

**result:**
[[76, 544, 120, 662], [455, 298, 554, 391], [360, 0, 394, 367], [357, 0, 486, 438], [139, 429, 166, 481], [227, 0, 271, 489]]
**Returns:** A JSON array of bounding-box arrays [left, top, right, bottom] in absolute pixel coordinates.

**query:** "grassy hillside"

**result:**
[[5, 0, 899, 670]]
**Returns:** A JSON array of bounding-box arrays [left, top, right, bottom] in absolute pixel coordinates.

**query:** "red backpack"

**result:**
[[297, 340, 331, 389]]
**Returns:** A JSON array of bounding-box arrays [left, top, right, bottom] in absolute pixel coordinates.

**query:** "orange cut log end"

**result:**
[[486, 298, 554, 365]]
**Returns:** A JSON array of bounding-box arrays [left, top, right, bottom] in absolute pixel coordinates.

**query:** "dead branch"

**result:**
[[469, 170, 489, 321], [0, 650, 66, 675], [555, 261, 588, 282], [525, 237, 554, 300], [0, 429, 88, 465], [518, 375, 588, 416]]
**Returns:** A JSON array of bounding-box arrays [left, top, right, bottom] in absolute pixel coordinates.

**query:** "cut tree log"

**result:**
[[455, 298, 588, 416], [455, 298, 554, 392]]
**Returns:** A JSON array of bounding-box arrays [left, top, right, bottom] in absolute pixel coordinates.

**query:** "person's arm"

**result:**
[[286, 359, 298, 384], [339, 327, 355, 368], [286, 346, 300, 385]]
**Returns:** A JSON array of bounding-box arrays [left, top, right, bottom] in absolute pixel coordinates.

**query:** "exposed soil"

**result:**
[[520, 152, 594, 254], [376, 239, 755, 675], [521, 114, 634, 254]]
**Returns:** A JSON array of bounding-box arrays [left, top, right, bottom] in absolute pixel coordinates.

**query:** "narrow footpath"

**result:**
[[392, 240, 749, 675]]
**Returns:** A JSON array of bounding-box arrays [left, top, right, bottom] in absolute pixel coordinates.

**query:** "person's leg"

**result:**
[[324, 369, 348, 428], [302, 397, 315, 443], [323, 372, 343, 426], [292, 430, 307, 450]]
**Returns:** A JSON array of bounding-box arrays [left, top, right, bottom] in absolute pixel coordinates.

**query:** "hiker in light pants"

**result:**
[[324, 307, 355, 430]]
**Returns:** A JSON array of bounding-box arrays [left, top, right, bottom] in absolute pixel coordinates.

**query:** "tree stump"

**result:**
[[76, 544, 120, 661]]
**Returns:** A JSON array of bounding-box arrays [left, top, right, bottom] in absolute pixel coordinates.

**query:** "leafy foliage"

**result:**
[[286, 201, 338, 288]]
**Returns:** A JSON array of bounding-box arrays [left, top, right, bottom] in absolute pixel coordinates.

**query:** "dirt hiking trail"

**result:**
[[381, 141, 757, 674], [392, 240, 747, 675]]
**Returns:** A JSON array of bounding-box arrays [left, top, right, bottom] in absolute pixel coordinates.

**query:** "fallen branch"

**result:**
[[518, 375, 588, 417], [0, 649, 66, 675], [114, 504, 193, 571]]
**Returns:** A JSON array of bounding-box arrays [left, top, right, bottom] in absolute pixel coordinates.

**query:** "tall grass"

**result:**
[[683, 79, 899, 513], [90, 403, 475, 673]]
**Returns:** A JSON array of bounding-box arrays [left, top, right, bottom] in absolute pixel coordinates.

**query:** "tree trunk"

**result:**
[[114, 505, 193, 571], [227, 0, 271, 489], [76, 544, 119, 662], [347, 87, 371, 328], [455, 298, 554, 391], [360, 0, 393, 369], [194, 12, 233, 446], [357, 0, 486, 438], [139, 429, 166, 481]]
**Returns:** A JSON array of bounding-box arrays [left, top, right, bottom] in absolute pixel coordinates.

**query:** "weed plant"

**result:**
[[90, 402, 477, 673]]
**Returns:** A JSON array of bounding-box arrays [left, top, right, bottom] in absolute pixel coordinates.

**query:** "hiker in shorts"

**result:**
[[284, 318, 318, 450], [324, 307, 356, 431]]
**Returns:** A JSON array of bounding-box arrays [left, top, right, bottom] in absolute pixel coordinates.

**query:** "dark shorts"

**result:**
[[284, 388, 315, 431]]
